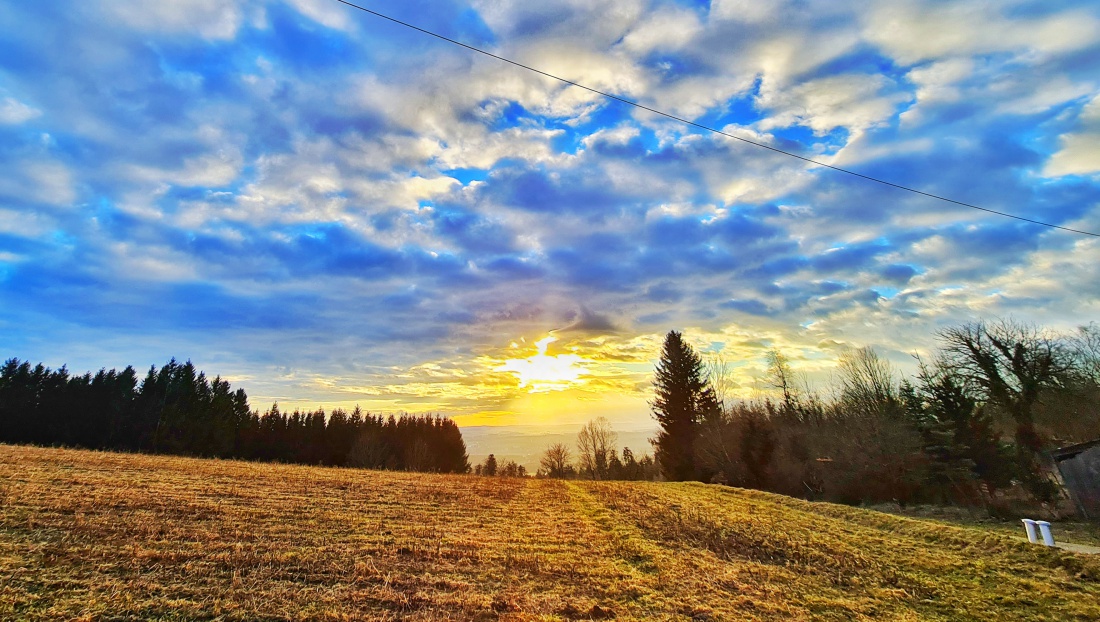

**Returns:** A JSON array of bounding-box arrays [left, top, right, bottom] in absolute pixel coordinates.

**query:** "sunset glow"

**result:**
[[497, 336, 589, 393]]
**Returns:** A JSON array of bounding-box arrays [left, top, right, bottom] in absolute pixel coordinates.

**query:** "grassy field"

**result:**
[[3, 445, 1100, 621], [868, 504, 1100, 549]]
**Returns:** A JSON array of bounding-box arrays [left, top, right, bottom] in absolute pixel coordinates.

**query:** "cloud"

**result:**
[[126, 150, 242, 189], [0, 160, 76, 207], [285, 0, 356, 31], [864, 1, 1100, 66], [757, 73, 909, 135], [881, 263, 918, 284], [619, 7, 702, 55], [721, 298, 772, 316], [709, 0, 785, 24], [1045, 94, 1100, 177], [555, 306, 619, 336], [101, 0, 248, 40], [0, 97, 41, 124], [2, 0, 1099, 422]]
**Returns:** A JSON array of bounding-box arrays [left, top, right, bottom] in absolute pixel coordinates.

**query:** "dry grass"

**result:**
[[865, 503, 1100, 549], [2, 445, 1099, 621]]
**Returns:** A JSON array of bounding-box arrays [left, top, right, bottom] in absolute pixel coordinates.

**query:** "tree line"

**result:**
[[0, 357, 469, 473], [473, 454, 529, 477], [6, 317, 1096, 511], [644, 321, 1100, 512], [533, 417, 661, 481]]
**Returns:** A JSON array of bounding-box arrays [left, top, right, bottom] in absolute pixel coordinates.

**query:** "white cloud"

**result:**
[[1045, 133, 1100, 177], [115, 122, 245, 191], [520, 41, 649, 104], [346, 63, 575, 171], [905, 58, 974, 106], [902, 57, 1095, 127], [865, 1, 1100, 65], [757, 73, 908, 135], [125, 149, 242, 189], [0, 207, 55, 237], [0, 160, 76, 206], [580, 124, 639, 149], [647, 73, 757, 120], [436, 126, 564, 170], [826, 132, 935, 169], [0, 97, 41, 124], [619, 8, 701, 55], [993, 76, 1096, 117], [1045, 94, 1100, 177], [750, 31, 859, 90], [285, 0, 355, 31], [107, 241, 198, 282], [709, 0, 787, 24], [101, 0, 245, 40], [972, 237, 1100, 328]]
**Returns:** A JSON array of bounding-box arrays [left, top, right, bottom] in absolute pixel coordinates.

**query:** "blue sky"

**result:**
[[1, 0, 1099, 429]]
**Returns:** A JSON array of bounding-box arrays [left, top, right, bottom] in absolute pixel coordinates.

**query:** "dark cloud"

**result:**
[[479, 166, 625, 215], [430, 206, 519, 255], [555, 306, 618, 336], [881, 264, 918, 284], [809, 240, 893, 274], [720, 299, 772, 316], [483, 256, 545, 279], [644, 282, 683, 303]]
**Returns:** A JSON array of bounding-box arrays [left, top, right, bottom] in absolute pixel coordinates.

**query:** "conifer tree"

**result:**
[[651, 330, 711, 481]]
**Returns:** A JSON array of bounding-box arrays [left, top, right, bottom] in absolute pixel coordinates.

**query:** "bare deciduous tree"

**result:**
[[1072, 323, 1100, 385], [577, 417, 617, 479], [705, 352, 735, 413], [539, 442, 572, 478], [1032, 323, 1100, 448], [937, 319, 1074, 499], [837, 346, 898, 417], [939, 320, 1071, 446], [766, 349, 799, 414]]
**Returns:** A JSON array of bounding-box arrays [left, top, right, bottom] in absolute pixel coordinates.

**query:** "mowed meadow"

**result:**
[[3, 445, 1100, 621]]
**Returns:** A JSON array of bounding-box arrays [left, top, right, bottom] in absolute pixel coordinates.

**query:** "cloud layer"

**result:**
[[1, 0, 1098, 425]]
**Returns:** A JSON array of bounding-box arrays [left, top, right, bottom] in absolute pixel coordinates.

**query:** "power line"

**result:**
[[330, 0, 1099, 238]]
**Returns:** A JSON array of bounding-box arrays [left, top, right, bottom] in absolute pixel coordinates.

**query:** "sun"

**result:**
[[497, 336, 588, 392]]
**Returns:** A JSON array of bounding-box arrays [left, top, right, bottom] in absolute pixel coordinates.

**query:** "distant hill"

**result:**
[[462, 423, 657, 472], [3, 444, 1100, 620]]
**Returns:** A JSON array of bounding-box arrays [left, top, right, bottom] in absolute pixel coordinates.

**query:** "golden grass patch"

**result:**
[[2, 445, 1099, 621]]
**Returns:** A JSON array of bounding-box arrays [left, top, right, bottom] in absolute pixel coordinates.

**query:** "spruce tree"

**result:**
[[651, 330, 710, 481]]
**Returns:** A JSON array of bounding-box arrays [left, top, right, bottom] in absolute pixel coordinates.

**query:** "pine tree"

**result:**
[[651, 330, 710, 481]]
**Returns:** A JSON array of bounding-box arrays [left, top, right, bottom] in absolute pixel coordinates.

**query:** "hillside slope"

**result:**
[[2, 445, 1098, 621]]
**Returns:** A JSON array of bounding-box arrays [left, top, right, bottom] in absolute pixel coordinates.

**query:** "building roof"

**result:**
[[1051, 438, 1100, 462]]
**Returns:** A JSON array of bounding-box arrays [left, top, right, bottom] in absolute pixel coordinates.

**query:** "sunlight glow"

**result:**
[[496, 335, 589, 393]]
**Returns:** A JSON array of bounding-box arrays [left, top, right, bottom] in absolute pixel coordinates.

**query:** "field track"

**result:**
[[2, 444, 1099, 621]]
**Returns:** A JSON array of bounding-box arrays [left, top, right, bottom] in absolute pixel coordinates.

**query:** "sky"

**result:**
[[1, 0, 1099, 434]]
